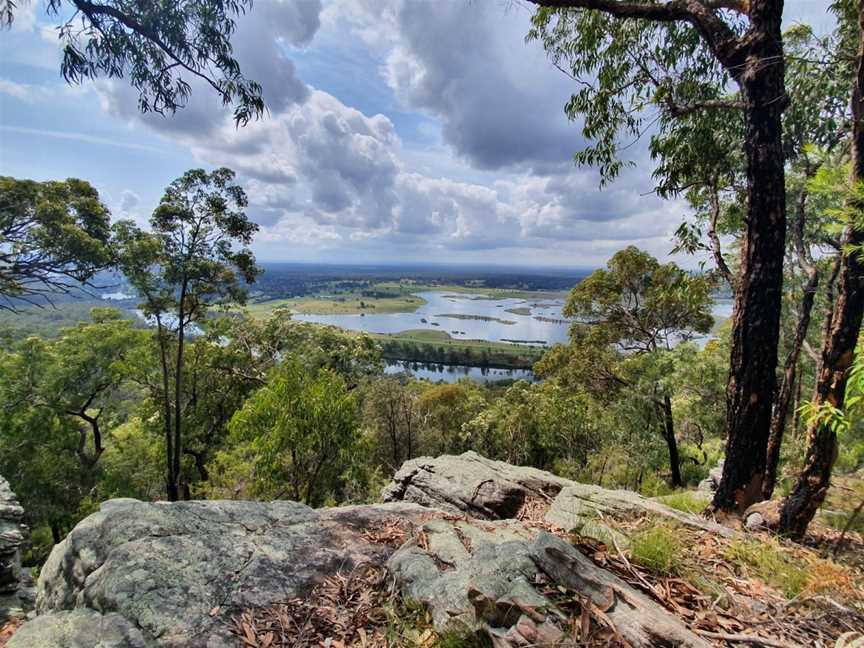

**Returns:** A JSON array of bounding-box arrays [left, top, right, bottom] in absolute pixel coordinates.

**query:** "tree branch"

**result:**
[[667, 98, 745, 117], [527, 0, 748, 74], [70, 0, 231, 103]]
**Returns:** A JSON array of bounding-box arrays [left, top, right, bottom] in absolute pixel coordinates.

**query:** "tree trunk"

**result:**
[[763, 265, 819, 499], [173, 280, 187, 503], [156, 319, 178, 502], [659, 395, 682, 487], [711, 0, 788, 514], [185, 449, 210, 482], [791, 363, 803, 436], [779, 6, 864, 537]]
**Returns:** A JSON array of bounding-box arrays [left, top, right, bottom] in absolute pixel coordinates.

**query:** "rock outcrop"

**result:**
[[13, 453, 728, 648], [388, 518, 711, 647], [12, 499, 434, 648], [697, 459, 724, 493], [0, 476, 32, 623], [384, 451, 734, 540]]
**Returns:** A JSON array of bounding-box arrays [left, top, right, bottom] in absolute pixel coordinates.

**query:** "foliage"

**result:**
[[116, 168, 259, 323], [1, 0, 264, 125], [363, 376, 425, 470], [416, 381, 489, 456], [219, 361, 360, 506], [527, 6, 733, 186], [217, 311, 383, 388], [0, 177, 111, 309], [463, 380, 600, 470], [542, 247, 715, 488], [564, 246, 713, 352], [0, 309, 146, 538]]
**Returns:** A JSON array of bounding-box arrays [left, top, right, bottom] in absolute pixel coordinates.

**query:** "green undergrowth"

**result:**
[[383, 598, 490, 648], [723, 538, 808, 598], [629, 523, 683, 575], [657, 491, 711, 515]]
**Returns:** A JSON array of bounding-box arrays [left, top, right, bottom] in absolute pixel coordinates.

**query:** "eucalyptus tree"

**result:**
[[528, 0, 790, 512], [115, 168, 259, 501], [223, 361, 360, 507], [0, 177, 111, 309], [0, 308, 145, 540], [550, 247, 713, 486], [0, 0, 263, 125], [779, 0, 864, 535]]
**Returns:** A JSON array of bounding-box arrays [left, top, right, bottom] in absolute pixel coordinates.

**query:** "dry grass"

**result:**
[[576, 514, 864, 647]]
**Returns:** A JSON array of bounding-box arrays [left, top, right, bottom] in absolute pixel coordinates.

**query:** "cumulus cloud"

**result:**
[[119, 189, 140, 214], [378, 1, 581, 171], [82, 0, 690, 264]]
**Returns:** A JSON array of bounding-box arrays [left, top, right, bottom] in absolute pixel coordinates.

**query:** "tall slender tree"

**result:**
[[116, 168, 259, 501], [529, 0, 788, 512], [779, 0, 864, 537]]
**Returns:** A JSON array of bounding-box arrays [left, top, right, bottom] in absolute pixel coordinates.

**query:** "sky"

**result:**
[[0, 0, 835, 268]]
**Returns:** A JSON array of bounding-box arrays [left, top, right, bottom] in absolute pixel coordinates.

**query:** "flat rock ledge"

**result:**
[[12, 453, 726, 647]]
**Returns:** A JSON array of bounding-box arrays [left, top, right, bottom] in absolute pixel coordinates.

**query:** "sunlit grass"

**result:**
[[724, 538, 808, 598], [658, 491, 711, 515], [630, 523, 682, 575]]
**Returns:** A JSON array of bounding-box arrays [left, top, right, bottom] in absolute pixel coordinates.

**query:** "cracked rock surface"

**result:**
[[0, 475, 30, 623], [11, 499, 434, 648], [13, 452, 729, 648], [385, 451, 734, 541]]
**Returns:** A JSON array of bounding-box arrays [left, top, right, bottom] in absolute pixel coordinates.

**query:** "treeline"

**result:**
[[378, 338, 542, 369], [247, 266, 587, 302]]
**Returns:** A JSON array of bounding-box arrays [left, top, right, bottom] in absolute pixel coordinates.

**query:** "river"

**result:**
[[294, 290, 571, 344], [384, 360, 535, 384], [295, 290, 733, 348]]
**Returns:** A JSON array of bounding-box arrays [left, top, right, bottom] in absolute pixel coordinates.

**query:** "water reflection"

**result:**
[[384, 360, 536, 384]]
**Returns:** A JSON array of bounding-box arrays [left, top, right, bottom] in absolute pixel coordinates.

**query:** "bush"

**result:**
[[215, 360, 360, 507]]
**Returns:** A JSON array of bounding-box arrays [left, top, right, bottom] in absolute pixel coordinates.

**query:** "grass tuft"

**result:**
[[630, 523, 682, 575], [658, 491, 711, 515], [724, 539, 808, 598]]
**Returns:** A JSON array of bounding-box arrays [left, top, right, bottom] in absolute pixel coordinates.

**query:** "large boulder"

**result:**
[[11, 499, 434, 648], [382, 451, 570, 519], [384, 452, 734, 540], [12, 453, 732, 648], [387, 517, 711, 647]]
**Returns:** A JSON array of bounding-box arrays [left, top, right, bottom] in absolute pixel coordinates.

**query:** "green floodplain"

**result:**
[[242, 282, 560, 369]]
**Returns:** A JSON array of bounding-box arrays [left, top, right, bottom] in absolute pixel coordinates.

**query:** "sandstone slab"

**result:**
[[13, 499, 434, 648]]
